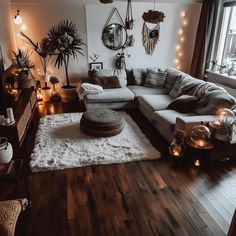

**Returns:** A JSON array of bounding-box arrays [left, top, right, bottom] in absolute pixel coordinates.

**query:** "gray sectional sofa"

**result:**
[[83, 67, 236, 143]]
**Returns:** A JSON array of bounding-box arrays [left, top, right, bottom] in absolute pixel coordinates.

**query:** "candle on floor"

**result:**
[[194, 159, 200, 167]]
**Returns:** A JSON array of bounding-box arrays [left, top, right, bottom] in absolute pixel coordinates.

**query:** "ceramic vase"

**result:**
[[0, 137, 13, 163]]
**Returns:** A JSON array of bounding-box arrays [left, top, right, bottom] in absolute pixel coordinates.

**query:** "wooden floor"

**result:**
[[1, 101, 236, 236]]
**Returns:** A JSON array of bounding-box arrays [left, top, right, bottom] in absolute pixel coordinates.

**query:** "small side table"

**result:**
[[210, 139, 236, 163], [185, 138, 213, 167]]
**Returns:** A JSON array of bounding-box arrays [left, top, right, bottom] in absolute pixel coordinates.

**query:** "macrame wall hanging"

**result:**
[[142, 0, 165, 55], [125, 0, 134, 30]]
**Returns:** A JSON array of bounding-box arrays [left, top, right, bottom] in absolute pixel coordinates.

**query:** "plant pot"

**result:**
[[60, 86, 78, 103], [211, 64, 218, 73], [42, 87, 51, 102], [219, 67, 226, 74], [0, 137, 13, 163]]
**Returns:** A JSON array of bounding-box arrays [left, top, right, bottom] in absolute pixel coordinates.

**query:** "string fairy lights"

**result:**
[[174, 10, 188, 70]]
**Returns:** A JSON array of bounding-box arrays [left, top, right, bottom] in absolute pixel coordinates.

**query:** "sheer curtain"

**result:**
[[190, 0, 223, 79]]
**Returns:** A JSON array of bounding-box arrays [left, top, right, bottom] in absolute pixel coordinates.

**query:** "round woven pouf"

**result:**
[[80, 109, 124, 137]]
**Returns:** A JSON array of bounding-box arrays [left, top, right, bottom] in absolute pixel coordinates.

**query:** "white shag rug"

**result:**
[[30, 112, 161, 172]]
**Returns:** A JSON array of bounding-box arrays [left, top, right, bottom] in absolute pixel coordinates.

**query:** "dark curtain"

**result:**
[[190, 0, 220, 79]]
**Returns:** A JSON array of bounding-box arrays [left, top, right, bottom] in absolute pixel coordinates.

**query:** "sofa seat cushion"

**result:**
[[138, 95, 174, 121], [152, 110, 194, 143], [139, 95, 174, 111], [128, 85, 169, 97], [85, 87, 134, 103]]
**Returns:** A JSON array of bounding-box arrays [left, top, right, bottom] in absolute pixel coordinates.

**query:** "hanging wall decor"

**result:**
[[102, 8, 128, 50], [142, 1, 165, 55], [125, 0, 134, 30]]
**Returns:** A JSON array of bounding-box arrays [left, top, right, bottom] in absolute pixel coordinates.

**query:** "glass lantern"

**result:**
[[211, 108, 235, 141], [169, 129, 185, 157], [190, 124, 211, 149]]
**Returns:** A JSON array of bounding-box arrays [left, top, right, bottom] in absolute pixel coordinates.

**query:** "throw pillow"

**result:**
[[92, 76, 121, 89], [144, 69, 167, 87], [0, 198, 29, 236], [168, 95, 200, 113], [113, 69, 127, 87], [132, 68, 147, 85], [89, 69, 127, 88], [125, 69, 135, 85]]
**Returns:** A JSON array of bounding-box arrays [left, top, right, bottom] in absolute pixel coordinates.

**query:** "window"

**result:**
[[217, 2, 236, 65]]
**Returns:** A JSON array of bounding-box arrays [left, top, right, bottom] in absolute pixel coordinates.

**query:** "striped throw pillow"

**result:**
[[144, 69, 167, 87]]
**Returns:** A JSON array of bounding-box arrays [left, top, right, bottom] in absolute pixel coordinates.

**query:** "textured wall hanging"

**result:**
[[142, 1, 165, 55]]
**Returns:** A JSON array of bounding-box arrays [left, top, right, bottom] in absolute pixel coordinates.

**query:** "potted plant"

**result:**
[[207, 59, 218, 72], [47, 19, 85, 102], [20, 32, 52, 86], [12, 48, 35, 88], [219, 63, 227, 74]]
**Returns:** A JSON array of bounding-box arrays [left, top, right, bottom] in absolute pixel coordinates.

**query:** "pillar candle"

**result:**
[[6, 108, 15, 123]]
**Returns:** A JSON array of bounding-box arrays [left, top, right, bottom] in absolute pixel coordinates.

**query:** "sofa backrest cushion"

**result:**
[[144, 69, 167, 87], [89, 69, 127, 88], [165, 68, 185, 90]]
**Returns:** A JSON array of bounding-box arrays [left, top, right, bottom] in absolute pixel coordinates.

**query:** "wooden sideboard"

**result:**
[[0, 89, 37, 158]]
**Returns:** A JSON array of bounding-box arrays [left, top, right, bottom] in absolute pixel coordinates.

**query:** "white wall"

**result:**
[[10, 0, 201, 85], [86, 2, 201, 73], [11, 2, 89, 84], [0, 0, 15, 68]]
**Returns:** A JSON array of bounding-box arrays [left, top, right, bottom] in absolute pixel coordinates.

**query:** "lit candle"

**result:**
[[37, 93, 43, 101], [12, 89, 18, 96], [197, 140, 206, 147], [6, 108, 15, 123], [170, 145, 182, 157], [213, 120, 221, 128], [194, 159, 200, 167]]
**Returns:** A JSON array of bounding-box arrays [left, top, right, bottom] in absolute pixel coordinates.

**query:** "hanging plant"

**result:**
[[142, 0, 165, 55], [125, 0, 134, 30], [142, 10, 165, 24]]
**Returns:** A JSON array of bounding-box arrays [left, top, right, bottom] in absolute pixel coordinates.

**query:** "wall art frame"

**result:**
[[89, 62, 103, 70]]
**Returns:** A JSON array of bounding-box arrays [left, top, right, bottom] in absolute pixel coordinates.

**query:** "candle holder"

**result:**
[[209, 108, 235, 142], [186, 123, 213, 167], [169, 129, 185, 158], [188, 123, 212, 149]]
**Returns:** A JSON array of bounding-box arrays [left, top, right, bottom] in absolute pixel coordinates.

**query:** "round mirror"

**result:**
[[102, 23, 128, 50]]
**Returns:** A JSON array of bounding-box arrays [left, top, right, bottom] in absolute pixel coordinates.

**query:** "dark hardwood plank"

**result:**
[[1, 101, 236, 236]]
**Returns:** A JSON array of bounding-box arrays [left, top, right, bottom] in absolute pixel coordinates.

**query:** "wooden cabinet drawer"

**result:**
[[30, 91, 36, 110], [17, 102, 31, 141]]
